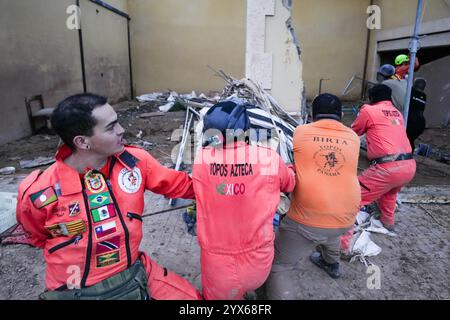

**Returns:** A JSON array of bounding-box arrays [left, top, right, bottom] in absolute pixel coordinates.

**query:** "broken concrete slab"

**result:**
[[0, 167, 15, 175], [19, 157, 55, 169], [246, 0, 304, 114], [0, 192, 18, 234]]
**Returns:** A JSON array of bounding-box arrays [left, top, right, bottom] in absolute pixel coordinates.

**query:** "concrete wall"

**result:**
[[128, 0, 374, 101], [128, 0, 246, 96], [374, 0, 450, 30], [417, 55, 450, 127], [291, 0, 369, 101], [0, 0, 83, 145], [81, 0, 131, 102], [0, 0, 129, 145]]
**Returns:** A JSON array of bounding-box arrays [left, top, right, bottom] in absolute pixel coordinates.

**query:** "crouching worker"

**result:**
[[351, 85, 416, 231], [265, 94, 361, 299], [192, 101, 296, 300], [16, 93, 202, 300]]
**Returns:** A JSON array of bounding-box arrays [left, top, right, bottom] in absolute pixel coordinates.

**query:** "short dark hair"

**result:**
[[51, 93, 107, 149], [312, 93, 342, 121], [368, 84, 392, 104]]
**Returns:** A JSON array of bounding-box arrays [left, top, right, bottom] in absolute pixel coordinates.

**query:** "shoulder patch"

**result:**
[[19, 170, 42, 200], [30, 187, 58, 209], [118, 150, 140, 169]]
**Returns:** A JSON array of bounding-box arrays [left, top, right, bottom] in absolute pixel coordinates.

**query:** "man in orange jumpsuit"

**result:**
[[351, 84, 416, 230], [265, 94, 361, 299], [16, 93, 202, 300], [192, 101, 296, 300]]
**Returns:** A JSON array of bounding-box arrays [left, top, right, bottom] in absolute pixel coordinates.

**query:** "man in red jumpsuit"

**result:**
[[394, 54, 420, 80], [351, 85, 416, 230], [192, 101, 296, 299], [16, 93, 202, 300]]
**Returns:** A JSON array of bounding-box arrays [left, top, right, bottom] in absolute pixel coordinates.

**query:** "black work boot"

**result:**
[[310, 251, 341, 279]]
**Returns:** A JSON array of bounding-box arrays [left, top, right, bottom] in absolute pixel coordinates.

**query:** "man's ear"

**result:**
[[73, 135, 90, 151]]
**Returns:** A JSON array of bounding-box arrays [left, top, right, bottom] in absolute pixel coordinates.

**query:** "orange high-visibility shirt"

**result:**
[[287, 120, 361, 228]]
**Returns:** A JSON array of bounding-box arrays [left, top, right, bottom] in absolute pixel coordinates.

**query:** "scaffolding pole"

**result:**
[[402, 0, 423, 129]]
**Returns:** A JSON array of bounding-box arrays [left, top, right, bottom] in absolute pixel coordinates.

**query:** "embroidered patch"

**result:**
[[68, 202, 81, 217], [91, 204, 116, 223], [94, 220, 117, 239], [30, 187, 58, 209], [51, 206, 67, 218], [96, 235, 120, 255], [118, 167, 142, 194], [96, 250, 120, 268], [46, 219, 86, 237], [84, 171, 106, 194], [89, 192, 111, 208]]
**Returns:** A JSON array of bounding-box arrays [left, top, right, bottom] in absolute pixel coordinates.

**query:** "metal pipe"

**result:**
[[142, 204, 192, 218], [402, 0, 423, 129], [127, 19, 134, 99], [89, 0, 130, 20], [77, 0, 87, 92], [360, 0, 374, 100]]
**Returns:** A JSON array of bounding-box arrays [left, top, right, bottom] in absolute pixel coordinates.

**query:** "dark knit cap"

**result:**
[[312, 93, 342, 121], [368, 84, 392, 104]]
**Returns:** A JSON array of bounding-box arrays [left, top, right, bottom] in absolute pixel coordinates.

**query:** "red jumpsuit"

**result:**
[[192, 141, 295, 299], [351, 100, 416, 227], [16, 144, 202, 299], [395, 57, 420, 79]]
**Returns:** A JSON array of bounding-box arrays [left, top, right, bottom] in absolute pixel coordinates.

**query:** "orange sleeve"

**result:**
[[16, 192, 48, 249], [278, 158, 296, 193], [351, 107, 370, 136], [144, 153, 195, 199]]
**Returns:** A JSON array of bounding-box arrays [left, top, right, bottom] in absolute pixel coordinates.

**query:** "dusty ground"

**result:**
[[0, 100, 449, 300]]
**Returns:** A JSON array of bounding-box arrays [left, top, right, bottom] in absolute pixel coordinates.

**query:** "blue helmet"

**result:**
[[377, 64, 395, 78]]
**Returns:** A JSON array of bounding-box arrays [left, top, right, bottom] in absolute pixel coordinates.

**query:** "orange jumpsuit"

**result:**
[[192, 141, 295, 300], [16, 144, 201, 299], [351, 100, 416, 226]]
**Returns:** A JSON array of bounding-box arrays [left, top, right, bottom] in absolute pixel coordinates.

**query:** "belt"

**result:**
[[39, 259, 149, 300], [370, 153, 413, 165]]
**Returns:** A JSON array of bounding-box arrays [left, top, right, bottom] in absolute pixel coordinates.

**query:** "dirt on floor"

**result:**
[[0, 100, 449, 300]]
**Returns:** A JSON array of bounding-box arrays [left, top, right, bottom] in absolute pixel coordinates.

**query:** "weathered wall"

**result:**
[[374, 0, 450, 30], [0, 0, 82, 145], [128, 0, 246, 96], [246, 0, 304, 113], [0, 0, 129, 145], [416, 55, 450, 127], [291, 0, 369, 101], [81, 0, 131, 102]]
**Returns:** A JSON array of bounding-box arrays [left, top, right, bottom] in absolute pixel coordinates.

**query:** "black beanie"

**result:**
[[312, 93, 342, 121], [368, 84, 392, 104]]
